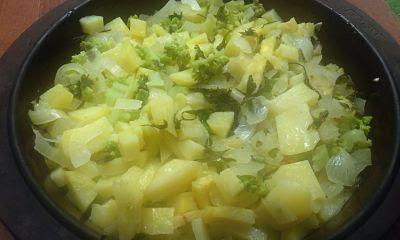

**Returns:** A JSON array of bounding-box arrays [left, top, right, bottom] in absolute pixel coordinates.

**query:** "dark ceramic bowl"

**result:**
[[8, 0, 400, 239]]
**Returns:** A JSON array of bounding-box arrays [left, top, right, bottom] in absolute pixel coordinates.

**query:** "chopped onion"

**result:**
[[55, 63, 87, 86], [33, 130, 66, 167], [114, 98, 142, 110], [293, 36, 314, 61], [230, 88, 245, 104], [29, 109, 65, 125], [182, 0, 201, 11], [243, 96, 268, 125], [351, 148, 372, 173], [147, 0, 180, 25], [223, 144, 252, 163], [234, 118, 256, 141], [354, 98, 366, 115], [326, 149, 369, 186], [229, 162, 265, 176]]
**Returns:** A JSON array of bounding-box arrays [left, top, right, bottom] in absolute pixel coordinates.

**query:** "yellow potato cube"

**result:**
[[129, 18, 147, 39], [207, 112, 234, 138], [269, 160, 325, 201], [95, 176, 118, 199], [65, 171, 97, 212], [202, 206, 255, 226], [89, 199, 118, 235], [275, 44, 299, 63], [80, 16, 104, 35], [170, 69, 196, 87], [118, 131, 141, 162], [276, 104, 320, 155], [104, 17, 130, 35], [192, 218, 211, 240], [142, 208, 175, 235], [269, 83, 319, 116], [41, 84, 73, 110], [69, 106, 110, 124], [171, 192, 198, 215], [145, 159, 201, 201], [262, 181, 313, 225], [103, 39, 142, 73], [177, 139, 205, 160], [192, 175, 214, 209]]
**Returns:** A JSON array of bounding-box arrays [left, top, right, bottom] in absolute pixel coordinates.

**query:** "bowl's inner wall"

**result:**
[[14, 0, 398, 239]]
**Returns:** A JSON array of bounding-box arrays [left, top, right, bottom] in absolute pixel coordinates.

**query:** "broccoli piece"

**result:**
[[192, 51, 229, 83], [71, 51, 87, 64], [354, 116, 372, 135], [135, 45, 164, 70], [103, 141, 121, 160], [135, 75, 150, 104], [66, 75, 95, 101], [238, 175, 268, 197], [162, 36, 191, 70], [161, 13, 183, 33], [80, 36, 115, 52]]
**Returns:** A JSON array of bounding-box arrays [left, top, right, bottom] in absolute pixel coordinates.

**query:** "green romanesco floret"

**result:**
[[103, 141, 121, 160], [135, 45, 164, 70], [80, 36, 115, 52], [192, 51, 229, 83], [238, 175, 268, 197], [161, 13, 184, 33], [162, 36, 191, 70], [71, 51, 87, 64]]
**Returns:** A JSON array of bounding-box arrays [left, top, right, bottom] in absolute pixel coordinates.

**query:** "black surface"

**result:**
[[1, 0, 400, 239]]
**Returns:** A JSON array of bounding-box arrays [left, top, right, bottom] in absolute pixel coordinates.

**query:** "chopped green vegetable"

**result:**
[[192, 51, 229, 83], [162, 35, 191, 70], [161, 13, 184, 33], [238, 175, 268, 197]]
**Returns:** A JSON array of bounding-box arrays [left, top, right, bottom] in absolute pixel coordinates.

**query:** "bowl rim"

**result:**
[[8, 0, 400, 239]]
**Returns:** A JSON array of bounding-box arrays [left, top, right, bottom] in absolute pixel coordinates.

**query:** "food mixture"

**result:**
[[29, 0, 373, 239]]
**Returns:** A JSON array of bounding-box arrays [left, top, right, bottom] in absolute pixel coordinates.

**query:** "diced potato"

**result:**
[[152, 24, 167, 36], [262, 181, 312, 226], [207, 112, 234, 138], [269, 161, 325, 201], [260, 36, 277, 57], [179, 119, 209, 145], [129, 18, 147, 39], [225, 36, 252, 57], [103, 39, 142, 73], [262, 9, 283, 23], [275, 44, 299, 63], [269, 55, 289, 71], [89, 199, 118, 235], [80, 16, 104, 35], [215, 169, 244, 203], [95, 176, 118, 199], [75, 161, 100, 179], [50, 168, 67, 187], [269, 83, 319, 115], [192, 218, 211, 240], [202, 206, 255, 226], [177, 139, 205, 160], [113, 167, 144, 240], [41, 84, 73, 110], [146, 159, 202, 201], [142, 208, 175, 235], [227, 54, 252, 81], [65, 171, 97, 212], [192, 175, 214, 208], [148, 89, 176, 136], [69, 106, 111, 124], [104, 17, 130, 35], [99, 158, 132, 177], [275, 104, 320, 155], [170, 69, 196, 87], [238, 54, 268, 91], [171, 192, 198, 215], [188, 33, 209, 45], [118, 130, 141, 162]]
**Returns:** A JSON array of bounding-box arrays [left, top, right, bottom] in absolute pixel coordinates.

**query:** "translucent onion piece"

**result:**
[[243, 96, 268, 125], [326, 149, 369, 186], [229, 162, 265, 176], [234, 118, 256, 141], [29, 109, 65, 125], [55, 63, 87, 86], [33, 130, 65, 166], [182, 0, 201, 11], [114, 98, 142, 110], [147, 0, 180, 25]]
